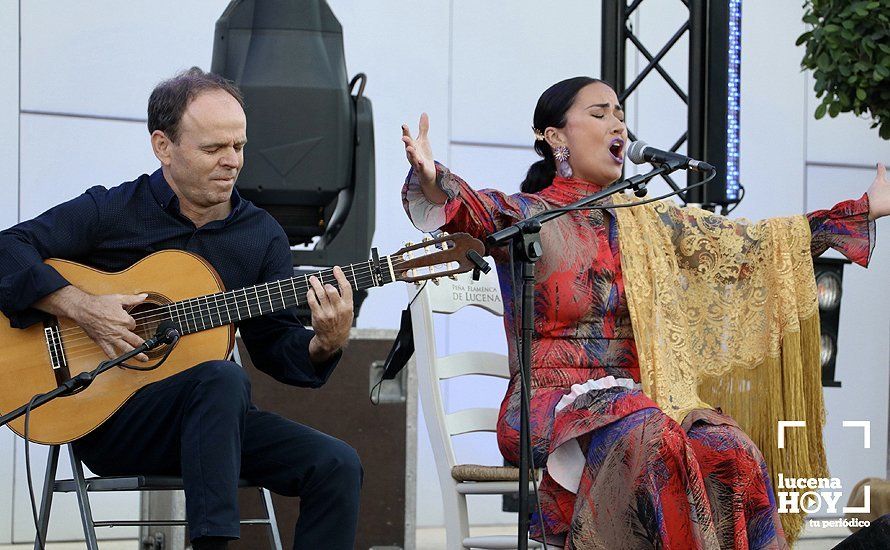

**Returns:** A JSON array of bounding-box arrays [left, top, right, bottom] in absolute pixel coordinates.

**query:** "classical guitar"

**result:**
[[0, 233, 484, 444]]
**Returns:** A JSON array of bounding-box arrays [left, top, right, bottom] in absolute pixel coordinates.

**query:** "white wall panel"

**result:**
[[19, 114, 157, 220], [21, 0, 227, 118], [806, 165, 890, 513], [732, 2, 807, 221], [449, 142, 539, 193], [451, 0, 601, 146], [0, 0, 19, 542], [0, 0, 18, 230], [805, 73, 890, 167]]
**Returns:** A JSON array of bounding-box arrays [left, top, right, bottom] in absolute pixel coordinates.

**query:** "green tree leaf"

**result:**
[[801, 0, 890, 140]]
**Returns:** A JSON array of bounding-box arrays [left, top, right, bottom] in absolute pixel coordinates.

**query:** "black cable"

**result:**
[[118, 333, 180, 372], [724, 183, 746, 215], [369, 281, 428, 405], [369, 377, 384, 405], [25, 394, 46, 550]]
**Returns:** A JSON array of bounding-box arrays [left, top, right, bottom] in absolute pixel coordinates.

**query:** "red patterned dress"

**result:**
[[402, 164, 874, 549]]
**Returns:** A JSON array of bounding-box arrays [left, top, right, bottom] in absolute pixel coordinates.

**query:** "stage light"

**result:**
[[820, 333, 836, 369], [816, 271, 843, 310], [814, 257, 850, 387]]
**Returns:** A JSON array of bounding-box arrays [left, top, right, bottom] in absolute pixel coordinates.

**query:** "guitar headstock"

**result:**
[[391, 233, 485, 284]]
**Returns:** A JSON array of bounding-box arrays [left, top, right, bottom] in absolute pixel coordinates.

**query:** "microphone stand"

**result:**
[[486, 165, 672, 549], [0, 326, 180, 430]]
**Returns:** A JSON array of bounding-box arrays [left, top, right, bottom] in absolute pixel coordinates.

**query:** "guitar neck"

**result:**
[[165, 256, 396, 335]]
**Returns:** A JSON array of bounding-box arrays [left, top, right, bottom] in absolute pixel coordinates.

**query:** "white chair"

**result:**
[[409, 265, 542, 549]]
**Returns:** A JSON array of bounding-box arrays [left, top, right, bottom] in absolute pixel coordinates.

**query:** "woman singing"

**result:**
[[401, 77, 889, 549]]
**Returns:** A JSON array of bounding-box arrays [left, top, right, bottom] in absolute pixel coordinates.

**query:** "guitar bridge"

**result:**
[[44, 324, 70, 384]]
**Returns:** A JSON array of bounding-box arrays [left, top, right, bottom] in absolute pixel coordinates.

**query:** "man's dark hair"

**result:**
[[147, 67, 244, 142]]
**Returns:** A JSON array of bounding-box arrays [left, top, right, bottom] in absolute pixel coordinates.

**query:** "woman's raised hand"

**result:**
[[402, 113, 436, 188], [867, 163, 889, 221]]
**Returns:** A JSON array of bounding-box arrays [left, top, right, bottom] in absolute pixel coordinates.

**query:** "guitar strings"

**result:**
[[55, 254, 463, 359], [53, 250, 454, 343], [55, 272, 384, 355], [53, 264, 388, 339]]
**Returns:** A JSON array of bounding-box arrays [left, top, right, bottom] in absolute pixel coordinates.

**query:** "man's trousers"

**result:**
[[73, 360, 362, 549]]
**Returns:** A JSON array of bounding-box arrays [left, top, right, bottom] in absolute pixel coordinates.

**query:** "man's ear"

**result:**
[[151, 130, 173, 166], [544, 127, 566, 150]]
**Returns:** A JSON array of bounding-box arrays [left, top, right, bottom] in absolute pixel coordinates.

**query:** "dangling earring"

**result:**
[[554, 146, 573, 178]]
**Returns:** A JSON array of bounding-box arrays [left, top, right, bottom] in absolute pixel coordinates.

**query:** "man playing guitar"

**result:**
[[0, 67, 359, 550]]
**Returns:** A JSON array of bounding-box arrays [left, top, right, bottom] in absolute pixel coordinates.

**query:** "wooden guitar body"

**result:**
[[0, 250, 233, 444]]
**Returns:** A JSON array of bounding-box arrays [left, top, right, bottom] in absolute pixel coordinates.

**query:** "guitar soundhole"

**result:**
[[127, 293, 173, 361]]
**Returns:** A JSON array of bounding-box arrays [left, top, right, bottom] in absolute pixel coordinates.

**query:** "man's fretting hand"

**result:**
[[306, 266, 354, 363]]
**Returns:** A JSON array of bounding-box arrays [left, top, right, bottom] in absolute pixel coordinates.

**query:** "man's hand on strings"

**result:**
[[307, 266, 354, 363], [37, 286, 149, 361]]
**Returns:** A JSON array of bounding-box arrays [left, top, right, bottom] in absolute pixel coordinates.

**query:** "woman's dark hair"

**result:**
[[148, 67, 244, 142], [520, 76, 611, 193]]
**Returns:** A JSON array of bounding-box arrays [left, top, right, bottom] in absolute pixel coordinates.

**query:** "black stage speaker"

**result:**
[[231, 330, 415, 550], [211, 0, 375, 268]]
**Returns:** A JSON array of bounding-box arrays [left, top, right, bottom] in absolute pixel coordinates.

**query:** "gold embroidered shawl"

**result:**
[[613, 194, 826, 542]]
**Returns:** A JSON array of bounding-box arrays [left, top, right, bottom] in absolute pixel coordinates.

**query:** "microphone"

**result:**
[[144, 321, 181, 349], [626, 141, 714, 173]]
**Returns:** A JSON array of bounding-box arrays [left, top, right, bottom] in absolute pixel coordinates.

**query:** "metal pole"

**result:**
[[601, 0, 626, 93], [687, 0, 708, 205]]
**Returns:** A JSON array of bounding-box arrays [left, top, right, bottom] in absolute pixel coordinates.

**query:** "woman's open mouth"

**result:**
[[609, 139, 625, 164]]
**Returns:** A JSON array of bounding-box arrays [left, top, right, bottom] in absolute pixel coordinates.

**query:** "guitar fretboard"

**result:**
[[161, 258, 394, 335]]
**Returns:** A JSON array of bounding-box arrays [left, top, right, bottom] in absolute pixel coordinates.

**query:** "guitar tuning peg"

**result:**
[[405, 241, 414, 247], [448, 274, 458, 280], [422, 236, 432, 242], [431, 277, 440, 285]]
